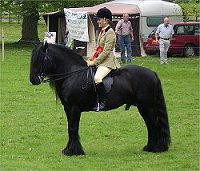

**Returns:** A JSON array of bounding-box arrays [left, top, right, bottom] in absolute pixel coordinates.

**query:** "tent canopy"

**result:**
[[69, 3, 140, 15]]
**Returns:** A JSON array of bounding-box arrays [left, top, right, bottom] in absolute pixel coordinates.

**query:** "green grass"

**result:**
[[1, 23, 199, 171], [1, 23, 47, 43]]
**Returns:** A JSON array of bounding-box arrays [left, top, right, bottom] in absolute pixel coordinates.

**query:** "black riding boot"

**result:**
[[94, 82, 107, 112]]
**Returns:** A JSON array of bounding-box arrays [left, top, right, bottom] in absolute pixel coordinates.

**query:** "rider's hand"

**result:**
[[87, 60, 96, 67]]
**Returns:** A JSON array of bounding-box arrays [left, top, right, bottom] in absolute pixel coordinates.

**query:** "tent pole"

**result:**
[[47, 16, 49, 32], [58, 17, 60, 43]]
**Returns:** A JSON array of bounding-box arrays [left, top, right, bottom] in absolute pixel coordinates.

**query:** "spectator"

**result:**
[[155, 17, 174, 64], [115, 13, 134, 64]]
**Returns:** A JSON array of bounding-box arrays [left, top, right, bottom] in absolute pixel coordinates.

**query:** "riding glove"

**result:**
[[87, 60, 96, 66]]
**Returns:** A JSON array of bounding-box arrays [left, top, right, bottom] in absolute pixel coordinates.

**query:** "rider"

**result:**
[[87, 7, 120, 111]]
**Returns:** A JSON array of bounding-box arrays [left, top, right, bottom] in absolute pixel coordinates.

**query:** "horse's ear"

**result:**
[[44, 41, 48, 49], [42, 41, 48, 52]]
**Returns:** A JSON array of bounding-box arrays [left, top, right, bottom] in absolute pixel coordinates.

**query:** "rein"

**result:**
[[42, 67, 88, 83]]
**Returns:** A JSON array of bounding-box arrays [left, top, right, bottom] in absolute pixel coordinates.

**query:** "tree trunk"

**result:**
[[19, 2, 39, 43]]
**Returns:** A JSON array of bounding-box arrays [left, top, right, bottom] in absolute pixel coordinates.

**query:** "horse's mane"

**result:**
[[45, 44, 87, 99], [49, 44, 87, 66]]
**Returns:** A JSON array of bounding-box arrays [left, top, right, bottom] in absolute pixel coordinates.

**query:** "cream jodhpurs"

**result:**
[[94, 66, 112, 84]]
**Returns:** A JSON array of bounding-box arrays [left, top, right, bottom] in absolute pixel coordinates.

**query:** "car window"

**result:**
[[175, 25, 194, 35], [176, 26, 184, 34], [194, 25, 200, 35]]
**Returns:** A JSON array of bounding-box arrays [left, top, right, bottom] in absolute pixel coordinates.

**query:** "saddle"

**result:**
[[83, 67, 121, 93], [102, 69, 121, 93]]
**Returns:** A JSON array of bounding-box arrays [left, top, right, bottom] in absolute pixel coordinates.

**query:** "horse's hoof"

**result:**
[[62, 148, 85, 156], [143, 145, 149, 151], [143, 145, 168, 153]]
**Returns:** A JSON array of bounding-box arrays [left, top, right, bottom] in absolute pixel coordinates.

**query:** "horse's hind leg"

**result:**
[[137, 106, 170, 152], [62, 105, 85, 156], [137, 107, 157, 152]]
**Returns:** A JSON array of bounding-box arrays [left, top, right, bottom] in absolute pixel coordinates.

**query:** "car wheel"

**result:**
[[183, 45, 195, 57]]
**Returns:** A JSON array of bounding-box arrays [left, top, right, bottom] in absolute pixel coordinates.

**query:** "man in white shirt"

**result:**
[[155, 17, 174, 64]]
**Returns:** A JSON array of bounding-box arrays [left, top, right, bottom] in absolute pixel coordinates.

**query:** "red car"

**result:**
[[145, 22, 200, 57]]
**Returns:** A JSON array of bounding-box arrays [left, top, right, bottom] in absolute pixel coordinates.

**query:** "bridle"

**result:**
[[42, 68, 89, 83], [37, 48, 51, 83], [37, 46, 88, 83]]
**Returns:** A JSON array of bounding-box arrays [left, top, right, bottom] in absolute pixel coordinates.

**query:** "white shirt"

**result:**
[[156, 23, 174, 39]]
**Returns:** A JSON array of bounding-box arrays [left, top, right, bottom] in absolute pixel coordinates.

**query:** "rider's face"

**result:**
[[97, 17, 107, 28]]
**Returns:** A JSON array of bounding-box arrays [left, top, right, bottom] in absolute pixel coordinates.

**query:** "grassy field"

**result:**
[[1, 23, 199, 171]]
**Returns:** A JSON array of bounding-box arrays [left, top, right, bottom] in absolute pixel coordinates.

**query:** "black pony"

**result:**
[[30, 43, 170, 156]]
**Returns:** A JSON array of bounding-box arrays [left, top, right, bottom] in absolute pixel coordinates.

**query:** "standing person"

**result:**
[[115, 13, 134, 64], [87, 7, 120, 111], [155, 17, 174, 64]]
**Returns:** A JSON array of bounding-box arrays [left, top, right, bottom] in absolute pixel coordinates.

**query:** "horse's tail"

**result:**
[[154, 72, 171, 151]]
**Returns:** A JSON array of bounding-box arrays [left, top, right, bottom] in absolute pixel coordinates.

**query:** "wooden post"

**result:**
[[1, 28, 5, 62]]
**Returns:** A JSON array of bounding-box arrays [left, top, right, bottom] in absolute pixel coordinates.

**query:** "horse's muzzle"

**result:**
[[30, 75, 43, 85]]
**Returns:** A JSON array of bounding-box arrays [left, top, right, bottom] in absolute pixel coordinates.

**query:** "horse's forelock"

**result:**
[[31, 44, 45, 72]]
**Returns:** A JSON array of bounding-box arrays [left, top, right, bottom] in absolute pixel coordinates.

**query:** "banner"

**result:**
[[64, 8, 89, 42]]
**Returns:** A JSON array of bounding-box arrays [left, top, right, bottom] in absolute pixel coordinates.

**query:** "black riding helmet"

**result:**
[[96, 7, 112, 21]]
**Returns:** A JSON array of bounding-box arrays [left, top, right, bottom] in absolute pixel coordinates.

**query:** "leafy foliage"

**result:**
[[174, 0, 200, 21], [1, 0, 108, 16]]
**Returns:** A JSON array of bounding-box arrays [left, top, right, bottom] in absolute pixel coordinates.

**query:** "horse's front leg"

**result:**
[[62, 105, 85, 156]]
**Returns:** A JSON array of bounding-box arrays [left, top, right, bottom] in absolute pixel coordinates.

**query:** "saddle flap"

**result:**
[[103, 77, 113, 93]]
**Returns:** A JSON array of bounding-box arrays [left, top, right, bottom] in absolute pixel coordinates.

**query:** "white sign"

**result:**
[[64, 8, 89, 42], [44, 32, 56, 44]]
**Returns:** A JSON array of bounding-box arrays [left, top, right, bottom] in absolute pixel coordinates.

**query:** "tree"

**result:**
[[174, 0, 200, 21], [19, 1, 39, 43]]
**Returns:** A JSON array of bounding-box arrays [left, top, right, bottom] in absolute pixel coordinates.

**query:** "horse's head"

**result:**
[[30, 42, 88, 85], [30, 42, 51, 85]]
